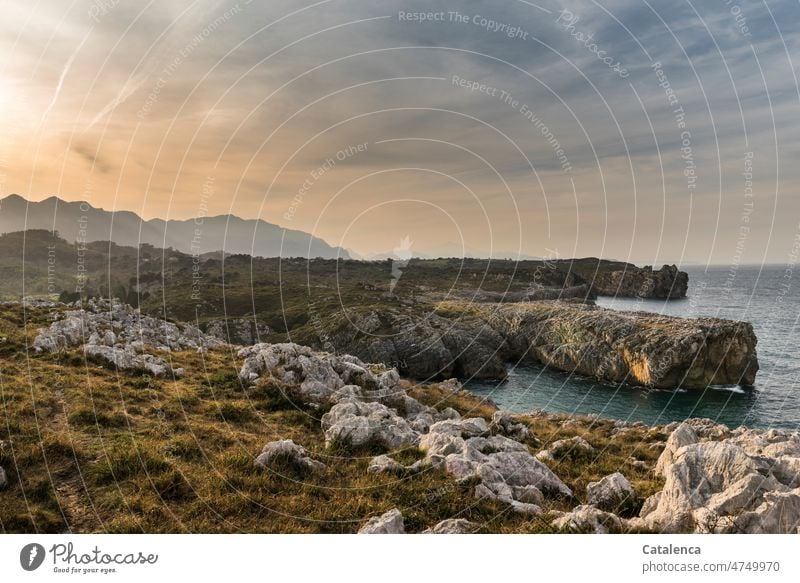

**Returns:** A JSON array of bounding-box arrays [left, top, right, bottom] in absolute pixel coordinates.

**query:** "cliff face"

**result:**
[[311, 301, 757, 389], [499, 303, 758, 388], [559, 261, 689, 299]]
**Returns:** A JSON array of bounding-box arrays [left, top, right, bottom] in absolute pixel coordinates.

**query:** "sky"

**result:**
[[1, 0, 799, 264]]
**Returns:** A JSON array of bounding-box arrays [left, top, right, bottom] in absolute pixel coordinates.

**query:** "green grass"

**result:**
[[0, 304, 666, 533]]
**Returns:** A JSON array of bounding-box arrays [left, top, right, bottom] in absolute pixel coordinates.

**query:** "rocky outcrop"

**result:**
[[419, 418, 572, 512], [254, 440, 325, 473], [581, 264, 688, 299], [499, 302, 758, 388], [321, 400, 420, 450], [637, 423, 800, 533], [313, 300, 757, 388], [32, 299, 222, 376], [239, 341, 575, 520], [358, 508, 405, 534]]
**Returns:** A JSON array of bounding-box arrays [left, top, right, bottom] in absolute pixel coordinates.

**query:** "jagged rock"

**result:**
[[310, 296, 757, 387], [33, 298, 222, 354], [640, 424, 800, 533], [427, 418, 488, 438], [492, 411, 531, 440], [254, 440, 325, 473], [237, 343, 409, 409], [541, 435, 594, 459], [0, 465, 7, 490], [321, 401, 419, 450], [358, 508, 404, 534], [422, 518, 478, 534], [585, 264, 688, 299], [553, 505, 623, 533], [420, 419, 572, 511], [33, 299, 221, 376], [732, 489, 800, 534], [655, 423, 698, 475], [586, 472, 635, 511], [438, 407, 461, 421], [367, 455, 404, 474]]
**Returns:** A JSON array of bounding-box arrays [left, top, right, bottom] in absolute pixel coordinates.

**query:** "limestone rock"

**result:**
[[420, 419, 572, 510], [254, 440, 325, 473], [640, 423, 800, 533], [33, 299, 222, 376], [553, 505, 623, 534], [492, 411, 531, 440], [367, 455, 404, 474], [358, 508, 404, 534], [586, 472, 635, 511], [321, 400, 419, 450], [542, 435, 594, 459]]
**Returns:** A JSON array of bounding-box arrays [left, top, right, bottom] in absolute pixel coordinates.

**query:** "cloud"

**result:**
[[1, 0, 799, 263]]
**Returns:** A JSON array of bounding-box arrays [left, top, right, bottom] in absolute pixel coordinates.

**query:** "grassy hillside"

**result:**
[[0, 230, 649, 336], [0, 303, 665, 533]]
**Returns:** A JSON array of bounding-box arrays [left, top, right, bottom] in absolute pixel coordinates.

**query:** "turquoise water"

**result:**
[[466, 266, 800, 430]]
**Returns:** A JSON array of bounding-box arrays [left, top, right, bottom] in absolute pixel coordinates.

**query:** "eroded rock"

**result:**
[[254, 440, 325, 473], [358, 508, 404, 534], [586, 472, 635, 511]]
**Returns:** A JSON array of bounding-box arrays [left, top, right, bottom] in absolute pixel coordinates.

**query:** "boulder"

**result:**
[[358, 509, 404, 534], [420, 419, 572, 509], [254, 440, 325, 473], [321, 401, 419, 450], [586, 472, 635, 511], [541, 435, 594, 459], [552, 505, 623, 534], [492, 411, 531, 440], [367, 455, 404, 475]]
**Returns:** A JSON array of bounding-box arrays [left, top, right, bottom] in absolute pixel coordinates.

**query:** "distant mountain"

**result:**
[[0, 194, 350, 259]]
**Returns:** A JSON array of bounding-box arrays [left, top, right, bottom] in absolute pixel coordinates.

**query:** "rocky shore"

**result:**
[[317, 300, 758, 387], [0, 298, 790, 533], [236, 340, 798, 533]]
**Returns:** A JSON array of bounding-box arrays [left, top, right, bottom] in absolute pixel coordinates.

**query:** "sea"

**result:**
[[466, 265, 800, 430]]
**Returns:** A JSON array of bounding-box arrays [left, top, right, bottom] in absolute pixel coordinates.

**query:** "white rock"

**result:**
[[254, 440, 326, 473], [553, 505, 623, 534], [587, 472, 635, 511], [321, 401, 419, 450], [655, 422, 698, 476], [367, 455, 404, 474], [358, 509, 404, 534]]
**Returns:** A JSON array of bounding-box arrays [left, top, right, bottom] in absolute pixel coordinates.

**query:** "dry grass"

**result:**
[[0, 306, 665, 533]]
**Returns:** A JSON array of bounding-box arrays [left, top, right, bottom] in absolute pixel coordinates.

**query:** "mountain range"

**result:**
[[0, 194, 350, 259]]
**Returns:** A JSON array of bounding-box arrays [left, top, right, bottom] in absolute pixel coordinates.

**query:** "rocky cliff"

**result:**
[[557, 260, 689, 299], [306, 301, 757, 388]]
